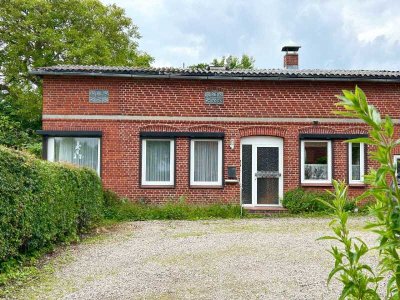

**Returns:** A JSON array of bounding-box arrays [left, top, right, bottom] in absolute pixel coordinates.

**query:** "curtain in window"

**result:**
[[146, 140, 171, 182], [351, 143, 361, 180], [194, 141, 218, 182], [54, 137, 99, 172]]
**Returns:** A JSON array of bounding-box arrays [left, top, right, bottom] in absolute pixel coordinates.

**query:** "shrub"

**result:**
[[0, 146, 103, 269], [103, 191, 243, 221], [282, 188, 356, 214]]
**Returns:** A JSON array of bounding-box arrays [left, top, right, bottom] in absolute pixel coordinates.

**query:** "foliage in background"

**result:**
[[321, 86, 400, 299], [282, 188, 356, 214], [0, 146, 103, 279], [0, 0, 153, 135], [190, 54, 255, 70], [103, 190, 243, 222]]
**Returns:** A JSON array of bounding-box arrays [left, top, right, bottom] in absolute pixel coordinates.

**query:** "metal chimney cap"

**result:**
[[281, 46, 301, 52]]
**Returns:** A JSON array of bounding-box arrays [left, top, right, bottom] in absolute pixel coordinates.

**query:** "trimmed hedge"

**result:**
[[282, 188, 356, 214], [0, 146, 103, 266]]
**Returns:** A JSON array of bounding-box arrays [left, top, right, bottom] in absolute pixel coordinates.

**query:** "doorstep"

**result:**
[[244, 206, 288, 215]]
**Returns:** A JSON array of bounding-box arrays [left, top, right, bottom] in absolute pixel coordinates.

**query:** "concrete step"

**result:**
[[244, 206, 288, 215]]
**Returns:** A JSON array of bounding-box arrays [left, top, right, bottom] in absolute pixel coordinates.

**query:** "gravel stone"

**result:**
[[11, 217, 381, 299]]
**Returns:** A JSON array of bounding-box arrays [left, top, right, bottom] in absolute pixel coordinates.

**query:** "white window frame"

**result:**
[[301, 140, 332, 184], [47, 137, 101, 176], [349, 142, 365, 184], [190, 139, 223, 186], [141, 139, 175, 186], [394, 155, 400, 185]]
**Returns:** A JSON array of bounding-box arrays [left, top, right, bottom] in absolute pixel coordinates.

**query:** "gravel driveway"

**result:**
[[8, 217, 378, 300]]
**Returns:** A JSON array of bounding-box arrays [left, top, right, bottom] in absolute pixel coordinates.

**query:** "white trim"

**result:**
[[394, 155, 400, 185], [240, 136, 284, 206], [42, 114, 377, 124], [47, 136, 101, 176], [301, 140, 332, 184], [141, 139, 175, 186], [349, 142, 365, 184], [190, 139, 223, 186]]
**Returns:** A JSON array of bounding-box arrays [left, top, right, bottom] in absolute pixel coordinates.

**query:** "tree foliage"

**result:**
[[320, 86, 400, 299], [0, 0, 153, 131], [190, 54, 255, 70]]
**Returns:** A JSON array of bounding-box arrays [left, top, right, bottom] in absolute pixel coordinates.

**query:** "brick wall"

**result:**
[[41, 76, 400, 203]]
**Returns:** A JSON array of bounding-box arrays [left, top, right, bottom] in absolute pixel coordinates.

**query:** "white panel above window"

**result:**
[[190, 139, 223, 186], [301, 140, 332, 184], [47, 137, 101, 176], [349, 142, 364, 184], [142, 139, 174, 186]]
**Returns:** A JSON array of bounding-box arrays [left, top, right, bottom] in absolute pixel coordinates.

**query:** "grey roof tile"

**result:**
[[30, 65, 400, 81]]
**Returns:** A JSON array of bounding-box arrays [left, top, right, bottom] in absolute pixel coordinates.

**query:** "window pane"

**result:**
[[351, 143, 361, 181], [146, 140, 171, 182], [194, 141, 218, 182], [54, 137, 99, 173], [304, 142, 328, 180]]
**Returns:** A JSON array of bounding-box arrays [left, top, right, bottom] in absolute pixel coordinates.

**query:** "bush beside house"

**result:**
[[0, 146, 103, 267]]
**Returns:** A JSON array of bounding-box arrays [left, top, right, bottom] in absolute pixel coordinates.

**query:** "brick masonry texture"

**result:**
[[42, 76, 400, 204]]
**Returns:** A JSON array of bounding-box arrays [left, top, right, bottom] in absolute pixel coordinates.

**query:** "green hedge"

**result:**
[[0, 146, 103, 266], [282, 188, 356, 214]]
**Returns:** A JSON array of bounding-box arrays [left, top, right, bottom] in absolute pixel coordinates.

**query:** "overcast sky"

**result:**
[[101, 0, 400, 70]]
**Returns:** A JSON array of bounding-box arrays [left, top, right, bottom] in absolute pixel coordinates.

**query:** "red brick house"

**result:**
[[32, 47, 400, 209]]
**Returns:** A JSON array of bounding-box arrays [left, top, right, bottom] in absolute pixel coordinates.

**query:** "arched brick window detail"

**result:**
[[188, 125, 226, 133], [341, 127, 368, 135], [139, 124, 181, 132], [298, 126, 337, 134], [239, 126, 287, 138]]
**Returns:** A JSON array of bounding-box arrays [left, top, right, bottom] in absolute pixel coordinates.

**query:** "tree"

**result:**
[[190, 54, 255, 70], [0, 0, 153, 132]]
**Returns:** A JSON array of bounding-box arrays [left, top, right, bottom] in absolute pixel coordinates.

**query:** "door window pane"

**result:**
[[52, 137, 100, 175]]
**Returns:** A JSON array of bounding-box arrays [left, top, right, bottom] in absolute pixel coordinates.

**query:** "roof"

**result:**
[[30, 65, 400, 82]]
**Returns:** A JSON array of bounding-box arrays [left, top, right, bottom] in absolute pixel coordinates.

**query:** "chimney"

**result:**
[[282, 46, 301, 69]]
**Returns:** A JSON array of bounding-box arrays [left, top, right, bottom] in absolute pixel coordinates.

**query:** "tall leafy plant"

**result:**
[[321, 86, 400, 299]]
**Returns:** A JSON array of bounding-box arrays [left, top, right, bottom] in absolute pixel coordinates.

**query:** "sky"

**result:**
[[101, 0, 400, 70]]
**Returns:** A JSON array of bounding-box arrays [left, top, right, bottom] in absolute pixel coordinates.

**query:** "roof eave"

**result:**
[[28, 70, 400, 83]]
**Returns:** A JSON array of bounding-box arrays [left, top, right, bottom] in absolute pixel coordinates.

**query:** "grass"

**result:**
[[102, 192, 245, 223]]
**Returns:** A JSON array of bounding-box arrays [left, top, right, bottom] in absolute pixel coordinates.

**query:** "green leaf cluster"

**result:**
[[0, 0, 153, 131], [321, 86, 400, 299], [190, 54, 255, 70], [0, 146, 104, 272]]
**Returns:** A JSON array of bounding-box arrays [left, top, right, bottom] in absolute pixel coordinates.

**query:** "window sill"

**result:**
[[349, 183, 366, 187], [189, 185, 224, 189], [301, 183, 333, 187], [140, 185, 175, 189]]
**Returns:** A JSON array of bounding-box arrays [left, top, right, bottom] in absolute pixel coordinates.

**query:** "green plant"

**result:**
[[319, 181, 381, 299], [282, 188, 356, 214], [0, 146, 103, 279], [102, 193, 243, 222], [320, 86, 400, 299]]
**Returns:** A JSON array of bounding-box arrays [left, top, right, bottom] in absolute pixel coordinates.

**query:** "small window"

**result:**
[[349, 143, 364, 184], [190, 139, 223, 186], [47, 137, 101, 175], [301, 140, 332, 184], [142, 139, 174, 186]]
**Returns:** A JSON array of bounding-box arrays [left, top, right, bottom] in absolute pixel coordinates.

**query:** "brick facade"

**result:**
[[40, 75, 400, 204]]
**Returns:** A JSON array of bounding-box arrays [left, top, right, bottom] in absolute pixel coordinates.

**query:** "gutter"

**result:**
[[28, 70, 400, 83]]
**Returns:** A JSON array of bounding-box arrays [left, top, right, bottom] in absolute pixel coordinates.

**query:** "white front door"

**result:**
[[241, 136, 284, 206]]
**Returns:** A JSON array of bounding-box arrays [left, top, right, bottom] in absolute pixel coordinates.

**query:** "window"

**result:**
[[142, 139, 174, 186], [190, 139, 223, 186], [47, 137, 100, 175], [301, 140, 332, 184], [349, 143, 364, 184]]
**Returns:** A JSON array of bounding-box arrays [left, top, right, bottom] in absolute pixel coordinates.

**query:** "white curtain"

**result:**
[[54, 137, 99, 173], [194, 141, 218, 182], [146, 140, 171, 182]]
